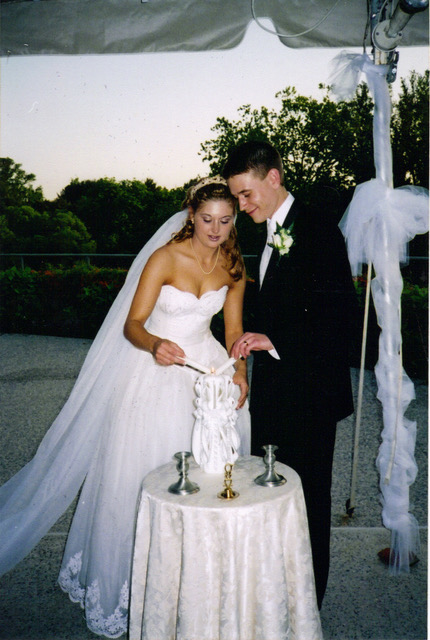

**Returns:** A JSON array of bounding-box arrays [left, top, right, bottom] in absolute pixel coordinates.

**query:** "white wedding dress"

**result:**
[[0, 210, 250, 639], [58, 284, 250, 637]]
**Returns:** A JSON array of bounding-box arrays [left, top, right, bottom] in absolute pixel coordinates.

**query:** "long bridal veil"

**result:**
[[0, 209, 188, 576]]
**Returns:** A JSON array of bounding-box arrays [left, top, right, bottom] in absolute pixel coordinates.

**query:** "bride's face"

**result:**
[[191, 200, 234, 248]]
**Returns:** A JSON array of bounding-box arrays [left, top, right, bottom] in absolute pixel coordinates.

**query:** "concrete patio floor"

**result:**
[[0, 334, 427, 640]]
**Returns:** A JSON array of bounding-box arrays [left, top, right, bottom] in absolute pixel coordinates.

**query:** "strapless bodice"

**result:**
[[145, 285, 228, 346]]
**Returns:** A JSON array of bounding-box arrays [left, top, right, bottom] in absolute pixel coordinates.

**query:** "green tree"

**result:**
[[1, 205, 95, 253], [392, 70, 429, 188], [0, 158, 44, 213], [200, 84, 374, 207], [58, 177, 184, 253], [391, 70, 429, 263]]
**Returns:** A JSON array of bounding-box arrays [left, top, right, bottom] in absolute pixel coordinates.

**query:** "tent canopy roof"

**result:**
[[1, 0, 428, 57]]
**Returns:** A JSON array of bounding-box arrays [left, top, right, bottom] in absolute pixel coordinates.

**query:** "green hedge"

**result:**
[[351, 278, 428, 380], [0, 265, 127, 338], [1, 265, 427, 380]]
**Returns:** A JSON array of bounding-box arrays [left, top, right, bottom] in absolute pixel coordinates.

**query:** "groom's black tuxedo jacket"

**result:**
[[247, 198, 357, 609], [249, 199, 355, 445]]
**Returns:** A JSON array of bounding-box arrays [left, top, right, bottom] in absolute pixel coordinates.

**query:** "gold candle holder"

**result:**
[[217, 463, 239, 500]]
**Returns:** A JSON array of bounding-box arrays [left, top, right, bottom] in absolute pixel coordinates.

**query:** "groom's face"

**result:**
[[227, 169, 280, 224]]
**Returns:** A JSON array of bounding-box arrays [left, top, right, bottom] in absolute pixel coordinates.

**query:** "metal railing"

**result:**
[[1, 253, 138, 269], [1, 253, 427, 268]]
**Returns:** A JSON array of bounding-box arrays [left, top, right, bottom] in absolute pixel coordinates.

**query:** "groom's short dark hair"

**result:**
[[223, 141, 284, 184]]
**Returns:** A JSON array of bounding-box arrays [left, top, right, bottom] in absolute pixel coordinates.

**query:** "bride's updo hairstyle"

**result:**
[[169, 177, 245, 281]]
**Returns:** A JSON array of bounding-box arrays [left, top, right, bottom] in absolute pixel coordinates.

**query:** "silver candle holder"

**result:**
[[168, 451, 200, 495], [254, 444, 287, 487]]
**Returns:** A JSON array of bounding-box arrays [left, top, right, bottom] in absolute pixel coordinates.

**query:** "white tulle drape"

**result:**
[[330, 51, 428, 573], [0, 209, 188, 577]]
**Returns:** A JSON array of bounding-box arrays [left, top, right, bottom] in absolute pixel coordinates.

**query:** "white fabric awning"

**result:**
[[1, 0, 428, 57]]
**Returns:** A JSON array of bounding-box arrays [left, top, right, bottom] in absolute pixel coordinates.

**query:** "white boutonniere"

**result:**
[[268, 223, 294, 257]]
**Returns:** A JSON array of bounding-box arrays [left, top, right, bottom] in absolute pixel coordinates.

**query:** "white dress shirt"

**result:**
[[259, 193, 295, 360], [259, 193, 295, 286]]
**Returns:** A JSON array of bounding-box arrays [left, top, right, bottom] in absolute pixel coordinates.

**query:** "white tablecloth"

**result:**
[[129, 455, 323, 640]]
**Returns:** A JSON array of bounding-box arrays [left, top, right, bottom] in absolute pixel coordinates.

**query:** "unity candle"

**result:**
[[191, 370, 240, 474]]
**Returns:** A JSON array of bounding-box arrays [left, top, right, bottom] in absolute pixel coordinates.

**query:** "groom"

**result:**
[[225, 141, 356, 608]]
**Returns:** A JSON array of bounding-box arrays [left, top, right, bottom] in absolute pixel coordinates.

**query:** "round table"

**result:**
[[129, 455, 322, 640]]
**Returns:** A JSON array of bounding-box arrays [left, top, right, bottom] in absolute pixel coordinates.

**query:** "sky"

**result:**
[[1, 19, 428, 200]]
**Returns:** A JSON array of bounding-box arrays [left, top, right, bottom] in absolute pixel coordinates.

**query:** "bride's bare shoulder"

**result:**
[[146, 242, 186, 272], [149, 243, 176, 261]]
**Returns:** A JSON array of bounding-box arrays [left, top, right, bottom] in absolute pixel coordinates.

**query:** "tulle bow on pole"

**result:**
[[330, 51, 428, 573]]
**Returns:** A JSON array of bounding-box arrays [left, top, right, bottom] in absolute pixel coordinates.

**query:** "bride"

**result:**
[[0, 176, 251, 638]]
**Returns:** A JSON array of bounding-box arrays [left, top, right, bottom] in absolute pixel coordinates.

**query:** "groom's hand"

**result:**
[[231, 333, 274, 359]]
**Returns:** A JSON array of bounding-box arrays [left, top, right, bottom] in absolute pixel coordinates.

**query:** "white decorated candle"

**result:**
[[191, 372, 240, 474]]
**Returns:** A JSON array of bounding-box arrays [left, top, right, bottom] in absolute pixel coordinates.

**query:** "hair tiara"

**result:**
[[189, 176, 228, 199]]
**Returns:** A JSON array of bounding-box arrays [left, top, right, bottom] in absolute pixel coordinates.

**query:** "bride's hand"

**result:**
[[152, 339, 185, 366], [233, 370, 248, 409]]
